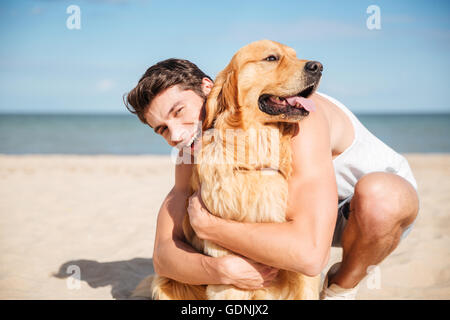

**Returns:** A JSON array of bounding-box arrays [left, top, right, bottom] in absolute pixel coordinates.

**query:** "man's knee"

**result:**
[[351, 172, 418, 238]]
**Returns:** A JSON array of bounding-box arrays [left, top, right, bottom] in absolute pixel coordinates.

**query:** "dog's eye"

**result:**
[[264, 55, 278, 62]]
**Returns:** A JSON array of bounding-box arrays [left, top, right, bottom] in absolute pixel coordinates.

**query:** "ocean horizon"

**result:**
[[0, 113, 449, 155]]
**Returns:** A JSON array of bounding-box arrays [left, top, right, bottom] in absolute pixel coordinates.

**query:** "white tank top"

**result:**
[[317, 92, 418, 200]]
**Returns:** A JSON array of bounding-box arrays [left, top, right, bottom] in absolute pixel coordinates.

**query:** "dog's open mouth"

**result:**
[[258, 84, 316, 117]]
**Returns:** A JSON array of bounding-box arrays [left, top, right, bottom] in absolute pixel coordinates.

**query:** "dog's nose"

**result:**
[[304, 61, 323, 74]]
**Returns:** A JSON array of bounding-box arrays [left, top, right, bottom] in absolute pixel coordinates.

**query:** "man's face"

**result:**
[[144, 80, 212, 149]]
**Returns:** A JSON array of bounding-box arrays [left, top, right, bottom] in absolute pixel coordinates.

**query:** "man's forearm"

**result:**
[[200, 218, 325, 276], [153, 238, 223, 285]]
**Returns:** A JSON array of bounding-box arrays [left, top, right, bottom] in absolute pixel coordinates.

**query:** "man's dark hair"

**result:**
[[124, 58, 212, 124]]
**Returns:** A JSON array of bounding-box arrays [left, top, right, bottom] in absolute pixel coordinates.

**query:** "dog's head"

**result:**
[[203, 39, 322, 130]]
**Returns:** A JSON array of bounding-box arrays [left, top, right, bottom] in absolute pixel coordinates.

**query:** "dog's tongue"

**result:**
[[285, 96, 316, 112]]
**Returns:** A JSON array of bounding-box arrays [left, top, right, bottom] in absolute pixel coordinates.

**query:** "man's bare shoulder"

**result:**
[[289, 94, 334, 179], [307, 93, 355, 158], [290, 94, 332, 152], [174, 161, 194, 192]]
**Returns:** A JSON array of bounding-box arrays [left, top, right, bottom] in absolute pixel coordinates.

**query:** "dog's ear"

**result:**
[[203, 64, 240, 130]]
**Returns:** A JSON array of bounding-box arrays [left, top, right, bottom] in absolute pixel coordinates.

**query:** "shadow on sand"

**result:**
[[53, 257, 154, 299]]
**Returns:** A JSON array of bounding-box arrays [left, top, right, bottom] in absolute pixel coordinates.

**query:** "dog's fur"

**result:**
[[134, 40, 321, 300]]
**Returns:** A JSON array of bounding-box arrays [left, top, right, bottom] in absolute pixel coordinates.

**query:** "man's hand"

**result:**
[[187, 189, 218, 239], [212, 255, 279, 290], [189, 190, 280, 289]]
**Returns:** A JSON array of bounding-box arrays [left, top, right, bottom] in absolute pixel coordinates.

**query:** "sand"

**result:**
[[0, 154, 448, 300]]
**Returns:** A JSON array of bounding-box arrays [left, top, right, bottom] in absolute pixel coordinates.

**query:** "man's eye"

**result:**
[[175, 107, 184, 116], [264, 55, 278, 62]]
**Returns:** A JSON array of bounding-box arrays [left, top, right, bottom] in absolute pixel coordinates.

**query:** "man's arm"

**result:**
[[188, 102, 338, 276], [152, 161, 279, 288]]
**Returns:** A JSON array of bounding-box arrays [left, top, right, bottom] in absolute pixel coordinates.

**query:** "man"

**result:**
[[125, 58, 419, 299]]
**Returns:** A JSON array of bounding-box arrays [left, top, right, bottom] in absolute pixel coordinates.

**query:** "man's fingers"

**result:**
[[262, 267, 278, 274], [263, 268, 279, 282], [267, 271, 278, 280], [262, 277, 277, 287]]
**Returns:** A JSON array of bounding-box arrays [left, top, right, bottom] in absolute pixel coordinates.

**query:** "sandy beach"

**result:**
[[0, 154, 448, 300]]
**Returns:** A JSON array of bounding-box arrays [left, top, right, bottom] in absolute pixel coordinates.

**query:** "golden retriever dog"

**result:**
[[135, 39, 322, 300]]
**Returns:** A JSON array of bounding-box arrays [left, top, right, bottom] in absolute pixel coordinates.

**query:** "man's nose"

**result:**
[[170, 128, 189, 145], [304, 61, 323, 74]]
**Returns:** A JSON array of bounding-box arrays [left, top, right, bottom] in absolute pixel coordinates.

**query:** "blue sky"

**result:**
[[0, 0, 449, 114]]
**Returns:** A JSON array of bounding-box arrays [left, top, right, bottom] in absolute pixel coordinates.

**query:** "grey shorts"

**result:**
[[331, 196, 415, 247]]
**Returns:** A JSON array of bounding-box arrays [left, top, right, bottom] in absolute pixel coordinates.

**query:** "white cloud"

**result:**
[[31, 6, 43, 15], [225, 18, 376, 43], [95, 79, 116, 92]]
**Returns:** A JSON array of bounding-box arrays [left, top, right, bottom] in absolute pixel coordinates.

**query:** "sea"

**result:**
[[0, 113, 449, 155]]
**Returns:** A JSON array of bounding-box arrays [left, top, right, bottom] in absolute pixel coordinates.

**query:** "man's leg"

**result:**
[[328, 172, 419, 289]]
